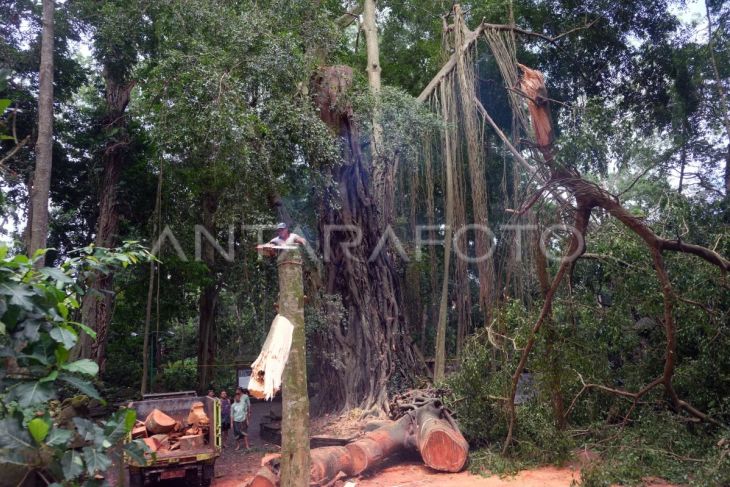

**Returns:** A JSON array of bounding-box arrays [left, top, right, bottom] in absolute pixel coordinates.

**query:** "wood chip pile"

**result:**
[[131, 401, 211, 454]]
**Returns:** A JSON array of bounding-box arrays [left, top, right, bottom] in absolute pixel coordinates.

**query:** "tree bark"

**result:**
[[311, 66, 421, 412], [278, 249, 311, 487], [77, 71, 135, 370], [434, 80, 455, 382], [363, 0, 392, 227], [196, 191, 220, 392], [141, 162, 163, 395], [28, 0, 54, 266]]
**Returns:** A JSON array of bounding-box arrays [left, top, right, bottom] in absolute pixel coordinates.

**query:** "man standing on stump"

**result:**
[[269, 222, 307, 246]]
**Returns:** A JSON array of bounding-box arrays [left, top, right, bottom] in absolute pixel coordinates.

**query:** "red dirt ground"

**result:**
[[159, 402, 678, 487], [211, 403, 589, 487]]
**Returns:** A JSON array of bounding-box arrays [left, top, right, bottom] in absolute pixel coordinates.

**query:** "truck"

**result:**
[[125, 391, 221, 487]]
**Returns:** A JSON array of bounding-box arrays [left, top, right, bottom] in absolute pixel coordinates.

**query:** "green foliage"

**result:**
[[156, 358, 197, 392], [0, 243, 151, 485], [577, 413, 728, 486]]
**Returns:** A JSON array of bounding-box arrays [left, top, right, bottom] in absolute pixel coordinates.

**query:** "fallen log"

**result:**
[[249, 400, 469, 486], [250, 467, 279, 487], [414, 401, 469, 472], [144, 408, 176, 434]]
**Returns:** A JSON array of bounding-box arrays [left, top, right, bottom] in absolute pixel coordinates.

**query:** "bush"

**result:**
[[0, 244, 151, 486], [157, 358, 198, 392]]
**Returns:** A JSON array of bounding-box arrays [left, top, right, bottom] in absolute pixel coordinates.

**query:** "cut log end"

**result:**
[[419, 425, 469, 473], [250, 466, 279, 487], [310, 446, 353, 484], [145, 409, 177, 435]]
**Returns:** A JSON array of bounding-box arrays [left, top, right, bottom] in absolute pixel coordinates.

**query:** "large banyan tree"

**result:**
[[308, 0, 729, 443]]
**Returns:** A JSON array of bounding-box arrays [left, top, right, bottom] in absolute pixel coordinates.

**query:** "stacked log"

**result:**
[[145, 409, 177, 434], [136, 404, 211, 455], [249, 400, 469, 486]]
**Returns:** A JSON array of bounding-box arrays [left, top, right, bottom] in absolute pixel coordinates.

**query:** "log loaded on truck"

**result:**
[[125, 391, 221, 486]]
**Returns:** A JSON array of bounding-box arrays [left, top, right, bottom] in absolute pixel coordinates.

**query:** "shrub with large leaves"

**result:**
[[0, 243, 151, 485]]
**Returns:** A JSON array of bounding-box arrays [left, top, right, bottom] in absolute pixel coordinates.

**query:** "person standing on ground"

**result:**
[[231, 390, 251, 451], [219, 390, 231, 447]]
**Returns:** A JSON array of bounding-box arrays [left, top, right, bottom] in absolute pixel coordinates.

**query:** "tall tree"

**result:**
[[74, 0, 152, 369], [27, 0, 54, 265], [312, 65, 422, 410], [704, 0, 730, 195]]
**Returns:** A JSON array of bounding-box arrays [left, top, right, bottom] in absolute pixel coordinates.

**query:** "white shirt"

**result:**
[[269, 232, 304, 246]]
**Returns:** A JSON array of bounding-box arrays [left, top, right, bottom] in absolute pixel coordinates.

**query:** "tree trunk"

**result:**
[[141, 163, 163, 395], [434, 80, 455, 382], [454, 8, 495, 326], [277, 249, 311, 487], [77, 71, 135, 370], [363, 0, 394, 227], [311, 66, 421, 412], [704, 2, 730, 195], [197, 191, 219, 392], [533, 224, 565, 429], [28, 0, 54, 266]]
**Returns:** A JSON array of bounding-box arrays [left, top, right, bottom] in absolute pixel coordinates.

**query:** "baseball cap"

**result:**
[[276, 222, 287, 230]]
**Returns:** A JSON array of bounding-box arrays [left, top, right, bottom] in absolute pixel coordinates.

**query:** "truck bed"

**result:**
[[127, 395, 221, 467]]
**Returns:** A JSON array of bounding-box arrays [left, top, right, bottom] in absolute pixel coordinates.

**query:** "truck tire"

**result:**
[[129, 471, 144, 487], [185, 466, 203, 487], [202, 464, 215, 487]]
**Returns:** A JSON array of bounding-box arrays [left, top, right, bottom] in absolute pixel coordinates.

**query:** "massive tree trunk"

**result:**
[[28, 0, 54, 266], [77, 70, 135, 370], [197, 190, 220, 392], [311, 66, 421, 412]]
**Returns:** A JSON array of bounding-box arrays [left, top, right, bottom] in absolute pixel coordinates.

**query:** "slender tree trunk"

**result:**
[[533, 223, 566, 428], [434, 80, 455, 382], [77, 71, 135, 370], [278, 249, 311, 487], [197, 191, 219, 392], [141, 163, 163, 395], [28, 0, 54, 266], [424, 135, 438, 349], [362, 0, 394, 227], [312, 66, 421, 412], [704, 2, 730, 195]]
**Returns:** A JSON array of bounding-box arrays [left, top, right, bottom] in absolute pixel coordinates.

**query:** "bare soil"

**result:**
[[168, 402, 679, 487], [211, 403, 589, 487]]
